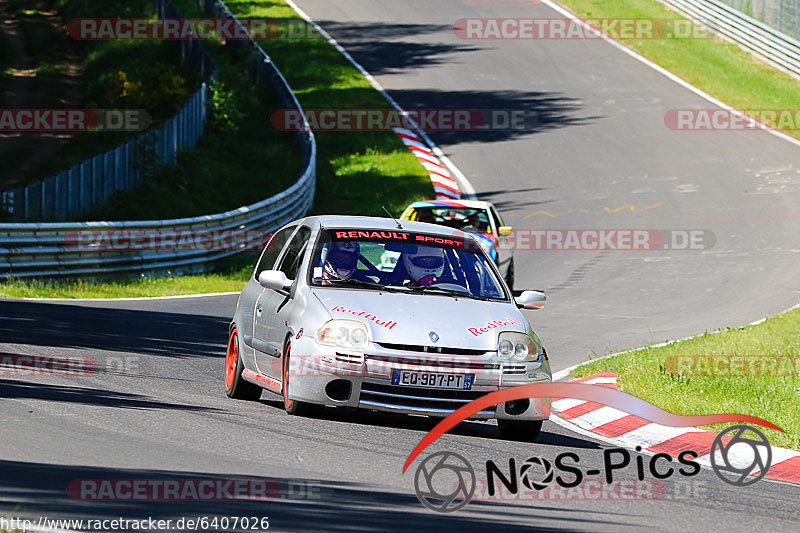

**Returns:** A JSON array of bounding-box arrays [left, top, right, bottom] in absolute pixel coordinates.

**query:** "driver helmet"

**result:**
[[403, 246, 445, 286], [323, 242, 360, 280], [463, 212, 480, 228]]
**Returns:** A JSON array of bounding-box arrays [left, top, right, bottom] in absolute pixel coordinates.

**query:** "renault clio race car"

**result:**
[[400, 200, 515, 288], [225, 215, 551, 440]]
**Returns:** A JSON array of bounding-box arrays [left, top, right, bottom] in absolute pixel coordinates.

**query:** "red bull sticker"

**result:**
[[331, 306, 397, 329], [468, 317, 522, 336]]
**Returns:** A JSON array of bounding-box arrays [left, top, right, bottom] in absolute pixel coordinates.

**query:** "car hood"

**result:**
[[311, 287, 528, 350]]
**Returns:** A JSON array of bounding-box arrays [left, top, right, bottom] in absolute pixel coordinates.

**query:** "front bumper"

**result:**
[[286, 335, 552, 420]]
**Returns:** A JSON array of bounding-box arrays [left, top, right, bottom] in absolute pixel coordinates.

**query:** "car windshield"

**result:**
[[309, 228, 507, 300], [405, 206, 492, 234]]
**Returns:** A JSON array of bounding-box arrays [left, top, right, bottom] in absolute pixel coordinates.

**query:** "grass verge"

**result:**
[[556, 0, 800, 137], [571, 306, 800, 450], [0, 257, 254, 298]]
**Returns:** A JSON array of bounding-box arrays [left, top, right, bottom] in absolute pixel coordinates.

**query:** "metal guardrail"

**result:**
[[0, 0, 216, 221], [718, 0, 800, 40], [661, 0, 800, 78], [0, 0, 315, 278]]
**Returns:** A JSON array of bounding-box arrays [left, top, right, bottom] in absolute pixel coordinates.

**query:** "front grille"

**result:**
[[335, 352, 364, 365], [366, 353, 499, 371], [359, 381, 495, 414], [503, 364, 527, 375], [376, 342, 489, 357]]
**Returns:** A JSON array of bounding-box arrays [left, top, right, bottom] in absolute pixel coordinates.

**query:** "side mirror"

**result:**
[[258, 270, 291, 291], [515, 290, 545, 310], [498, 226, 513, 237]]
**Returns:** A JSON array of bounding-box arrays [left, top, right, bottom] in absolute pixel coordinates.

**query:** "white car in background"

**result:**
[[400, 200, 515, 288]]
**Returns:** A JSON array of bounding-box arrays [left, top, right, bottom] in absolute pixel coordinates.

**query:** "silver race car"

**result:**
[[225, 216, 551, 440]]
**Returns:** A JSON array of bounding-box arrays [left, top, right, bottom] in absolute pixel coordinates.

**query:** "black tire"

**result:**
[[505, 259, 515, 291], [282, 340, 320, 416], [497, 419, 543, 442], [225, 326, 262, 401]]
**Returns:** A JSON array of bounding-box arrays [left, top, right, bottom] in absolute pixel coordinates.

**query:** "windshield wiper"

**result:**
[[404, 285, 493, 301], [313, 278, 406, 292]]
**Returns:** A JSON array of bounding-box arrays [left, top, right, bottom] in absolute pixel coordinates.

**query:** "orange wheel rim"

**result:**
[[225, 329, 238, 390], [283, 342, 293, 408]]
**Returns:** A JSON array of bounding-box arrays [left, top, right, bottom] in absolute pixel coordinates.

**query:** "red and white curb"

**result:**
[[393, 127, 461, 199], [552, 372, 800, 484]]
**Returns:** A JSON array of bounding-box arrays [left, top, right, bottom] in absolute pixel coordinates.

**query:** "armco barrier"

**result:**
[[661, 0, 800, 78], [0, 0, 315, 278], [718, 0, 800, 40], [0, 156, 315, 278]]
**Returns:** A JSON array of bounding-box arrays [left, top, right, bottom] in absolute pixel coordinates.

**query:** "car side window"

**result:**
[[490, 206, 504, 227], [254, 224, 298, 277], [277, 226, 312, 280]]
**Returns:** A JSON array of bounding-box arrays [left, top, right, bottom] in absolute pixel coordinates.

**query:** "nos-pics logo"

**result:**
[[412, 425, 772, 512], [414, 451, 476, 513]]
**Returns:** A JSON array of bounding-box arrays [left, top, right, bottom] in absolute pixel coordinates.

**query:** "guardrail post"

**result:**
[[124, 140, 133, 190], [171, 117, 178, 162], [53, 174, 60, 219], [92, 155, 102, 203], [80, 160, 92, 212], [104, 151, 113, 200]]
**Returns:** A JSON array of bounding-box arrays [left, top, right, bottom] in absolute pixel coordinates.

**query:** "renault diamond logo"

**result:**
[[429, 331, 439, 343]]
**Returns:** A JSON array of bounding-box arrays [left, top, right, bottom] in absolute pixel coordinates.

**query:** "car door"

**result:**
[[253, 225, 311, 377], [240, 223, 298, 369]]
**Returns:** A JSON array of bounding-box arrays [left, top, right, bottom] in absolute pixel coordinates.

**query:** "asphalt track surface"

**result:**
[[2, 0, 800, 531]]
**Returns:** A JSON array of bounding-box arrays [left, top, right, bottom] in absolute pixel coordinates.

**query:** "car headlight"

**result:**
[[497, 332, 540, 362], [316, 319, 370, 349]]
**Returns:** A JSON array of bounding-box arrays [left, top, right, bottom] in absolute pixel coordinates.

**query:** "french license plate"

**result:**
[[392, 370, 473, 390]]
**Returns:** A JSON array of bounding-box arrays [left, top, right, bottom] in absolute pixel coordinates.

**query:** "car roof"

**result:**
[[405, 199, 493, 210], [303, 215, 473, 237]]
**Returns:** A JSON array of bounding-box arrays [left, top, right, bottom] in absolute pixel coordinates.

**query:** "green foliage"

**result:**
[[106, 64, 189, 117], [208, 79, 244, 133]]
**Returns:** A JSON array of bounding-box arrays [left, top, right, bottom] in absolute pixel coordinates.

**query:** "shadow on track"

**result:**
[[303, 20, 479, 73], [475, 187, 559, 212], [258, 398, 602, 450], [0, 459, 633, 532], [0, 300, 228, 359], [0, 378, 217, 411], [263, 18, 594, 144], [391, 88, 595, 144]]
